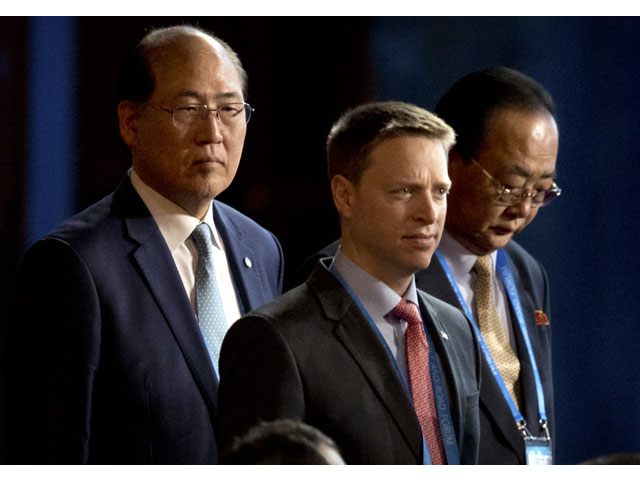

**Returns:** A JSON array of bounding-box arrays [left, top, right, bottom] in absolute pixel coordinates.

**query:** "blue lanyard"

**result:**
[[330, 269, 461, 465], [496, 250, 547, 423], [435, 250, 547, 429]]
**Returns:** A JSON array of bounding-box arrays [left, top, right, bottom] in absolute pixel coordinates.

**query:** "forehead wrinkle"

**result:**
[[508, 164, 556, 180], [176, 90, 244, 103], [216, 91, 244, 101], [177, 90, 206, 102]]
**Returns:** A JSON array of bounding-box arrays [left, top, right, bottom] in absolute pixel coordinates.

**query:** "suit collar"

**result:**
[[125, 171, 267, 315], [129, 169, 198, 251], [417, 255, 461, 307], [114, 178, 219, 416], [330, 247, 418, 320], [307, 260, 423, 460], [211, 201, 267, 314], [130, 170, 229, 253]]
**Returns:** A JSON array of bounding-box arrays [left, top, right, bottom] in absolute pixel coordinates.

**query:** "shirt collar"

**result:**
[[329, 246, 419, 318], [130, 169, 222, 252], [438, 229, 497, 276]]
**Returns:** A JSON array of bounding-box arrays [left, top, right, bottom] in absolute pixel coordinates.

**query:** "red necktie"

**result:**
[[392, 299, 447, 464]]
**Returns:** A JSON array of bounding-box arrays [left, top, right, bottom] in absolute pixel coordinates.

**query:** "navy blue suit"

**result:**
[[3, 178, 284, 464], [300, 239, 553, 464]]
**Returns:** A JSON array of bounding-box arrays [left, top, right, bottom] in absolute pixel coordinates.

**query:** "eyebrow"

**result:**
[[389, 180, 453, 190], [508, 164, 557, 180], [177, 90, 244, 103]]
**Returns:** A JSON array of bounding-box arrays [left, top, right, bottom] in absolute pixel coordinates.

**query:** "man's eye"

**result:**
[[220, 105, 242, 115], [180, 106, 200, 113], [390, 187, 411, 197], [504, 186, 522, 195]]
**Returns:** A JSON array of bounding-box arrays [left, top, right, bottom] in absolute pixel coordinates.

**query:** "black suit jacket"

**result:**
[[3, 178, 284, 464], [216, 260, 481, 464], [300, 239, 554, 464]]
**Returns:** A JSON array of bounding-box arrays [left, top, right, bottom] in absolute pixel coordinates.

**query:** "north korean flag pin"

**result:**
[[535, 310, 550, 326]]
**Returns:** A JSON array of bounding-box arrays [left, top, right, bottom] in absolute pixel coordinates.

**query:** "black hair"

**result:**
[[435, 66, 557, 159], [221, 419, 343, 465]]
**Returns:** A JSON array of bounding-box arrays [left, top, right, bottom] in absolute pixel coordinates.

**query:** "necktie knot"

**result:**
[[473, 255, 495, 309], [191, 223, 214, 257], [473, 255, 492, 278], [391, 299, 421, 325]]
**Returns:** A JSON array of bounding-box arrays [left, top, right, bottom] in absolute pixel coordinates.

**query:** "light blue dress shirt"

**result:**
[[329, 246, 419, 387]]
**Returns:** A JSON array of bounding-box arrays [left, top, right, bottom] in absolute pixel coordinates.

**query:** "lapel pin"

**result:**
[[535, 310, 550, 326], [441, 331, 449, 341], [243, 256, 253, 268]]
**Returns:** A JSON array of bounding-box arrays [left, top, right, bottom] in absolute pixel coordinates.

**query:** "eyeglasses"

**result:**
[[470, 158, 561, 207], [144, 102, 254, 128]]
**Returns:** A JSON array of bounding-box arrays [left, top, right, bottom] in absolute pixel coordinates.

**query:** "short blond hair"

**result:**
[[327, 101, 456, 184]]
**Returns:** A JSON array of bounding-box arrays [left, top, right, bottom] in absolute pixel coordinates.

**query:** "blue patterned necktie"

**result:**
[[190, 223, 228, 373]]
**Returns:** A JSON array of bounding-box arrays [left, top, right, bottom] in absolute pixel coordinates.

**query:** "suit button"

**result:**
[[243, 257, 252, 268]]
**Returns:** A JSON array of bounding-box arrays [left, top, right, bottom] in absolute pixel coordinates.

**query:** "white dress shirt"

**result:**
[[130, 169, 241, 326], [437, 230, 517, 350]]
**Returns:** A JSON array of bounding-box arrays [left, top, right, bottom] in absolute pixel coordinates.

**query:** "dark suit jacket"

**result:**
[[216, 260, 481, 464], [3, 178, 284, 464], [300, 239, 553, 464]]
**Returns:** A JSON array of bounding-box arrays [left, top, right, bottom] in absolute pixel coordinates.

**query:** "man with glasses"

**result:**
[[4, 25, 283, 463], [302, 67, 560, 464]]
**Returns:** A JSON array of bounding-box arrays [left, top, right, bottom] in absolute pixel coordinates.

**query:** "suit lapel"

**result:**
[[417, 255, 461, 307], [211, 201, 264, 314], [115, 179, 219, 415], [506, 254, 542, 436], [417, 293, 462, 437], [308, 264, 423, 461], [479, 359, 524, 451]]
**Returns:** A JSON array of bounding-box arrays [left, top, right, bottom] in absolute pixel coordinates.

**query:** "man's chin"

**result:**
[[407, 256, 434, 275], [485, 232, 513, 253]]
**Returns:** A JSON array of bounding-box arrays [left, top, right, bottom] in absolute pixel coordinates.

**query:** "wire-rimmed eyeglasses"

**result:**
[[470, 158, 561, 207], [144, 102, 254, 128]]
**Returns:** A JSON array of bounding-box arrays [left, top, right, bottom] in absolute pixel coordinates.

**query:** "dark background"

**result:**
[[1, 17, 639, 464]]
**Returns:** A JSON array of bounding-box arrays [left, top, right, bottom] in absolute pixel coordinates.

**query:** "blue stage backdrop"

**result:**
[[368, 17, 640, 464], [11, 17, 640, 465], [25, 17, 78, 246]]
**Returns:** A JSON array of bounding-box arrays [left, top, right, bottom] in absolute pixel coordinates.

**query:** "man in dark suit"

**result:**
[[3, 25, 283, 464], [216, 101, 481, 464], [302, 67, 559, 464]]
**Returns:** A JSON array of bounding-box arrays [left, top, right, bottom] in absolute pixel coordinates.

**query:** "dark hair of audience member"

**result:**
[[221, 419, 345, 465]]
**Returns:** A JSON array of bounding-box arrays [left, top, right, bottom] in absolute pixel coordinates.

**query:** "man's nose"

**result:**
[[195, 111, 224, 144], [505, 195, 534, 218], [414, 192, 439, 224]]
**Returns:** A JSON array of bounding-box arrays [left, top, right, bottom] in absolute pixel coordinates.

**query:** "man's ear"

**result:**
[[447, 148, 465, 178], [117, 100, 140, 147], [331, 174, 356, 219]]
